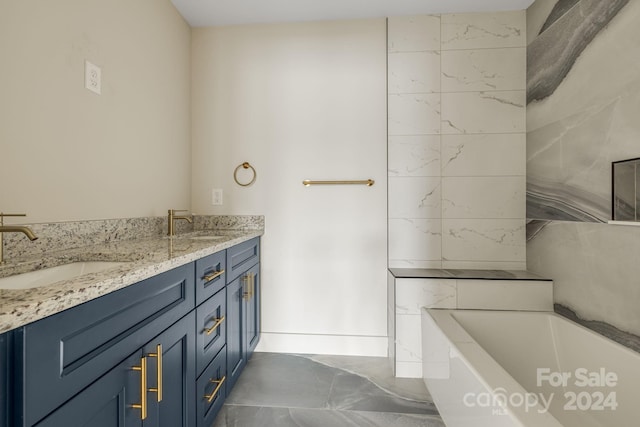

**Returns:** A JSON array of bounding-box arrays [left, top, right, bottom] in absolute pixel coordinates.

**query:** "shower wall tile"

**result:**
[[387, 15, 441, 52], [388, 51, 441, 94], [441, 91, 526, 134], [442, 176, 526, 219], [442, 260, 527, 270], [441, 48, 526, 92], [389, 177, 441, 219], [442, 134, 525, 177], [389, 219, 442, 261], [388, 135, 441, 177], [389, 259, 443, 269], [441, 11, 526, 50], [388, 94, 441, 135], [442, 219, 526, 262], [395, 278, 457, 315], [387, 10, 526, 269]]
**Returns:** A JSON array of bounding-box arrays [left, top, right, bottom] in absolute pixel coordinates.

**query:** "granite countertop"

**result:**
[[389, 267, 551, 281], [0, 229, 263, 333]]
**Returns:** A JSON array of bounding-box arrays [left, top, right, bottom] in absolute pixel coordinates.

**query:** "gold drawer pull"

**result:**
[[132, 357, 148, 420], [205, 376, 226, 403], [203, 269, 225, 282], [205, 316, 225, 335], [147, 344, 163, 402]]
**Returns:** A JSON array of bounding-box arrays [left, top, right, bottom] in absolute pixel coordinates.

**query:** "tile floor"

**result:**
[[211, 352, 445, 427]]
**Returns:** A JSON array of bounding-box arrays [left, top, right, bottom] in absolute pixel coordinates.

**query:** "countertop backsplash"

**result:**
[[1, 215, 264, 261]]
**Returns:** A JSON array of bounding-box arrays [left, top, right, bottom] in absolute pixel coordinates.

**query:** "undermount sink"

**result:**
[[0, 261, 129, 290]]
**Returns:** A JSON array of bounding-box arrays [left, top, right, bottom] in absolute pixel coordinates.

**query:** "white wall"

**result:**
[[191, 20, 388, 355], [387, 12, 527, 270], [0, 0, 191, 223]]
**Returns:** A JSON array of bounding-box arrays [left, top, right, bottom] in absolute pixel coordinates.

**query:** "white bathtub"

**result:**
[[421, 309, 640, 427]]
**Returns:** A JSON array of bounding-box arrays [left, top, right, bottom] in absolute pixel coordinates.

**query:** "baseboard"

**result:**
[[255, 332, 388, 357]]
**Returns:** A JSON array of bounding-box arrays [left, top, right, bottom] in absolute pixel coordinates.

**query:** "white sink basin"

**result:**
[[0, 261, 129, 290]]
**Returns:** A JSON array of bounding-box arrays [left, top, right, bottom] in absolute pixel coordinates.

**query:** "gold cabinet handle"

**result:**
[[243, 273, 254, 300], [205, 316, 225, 335], [204, 376, 226, 403], [147, 344, 163, 402], [203, 269, 225, 282], [132, 357, 148, 420]]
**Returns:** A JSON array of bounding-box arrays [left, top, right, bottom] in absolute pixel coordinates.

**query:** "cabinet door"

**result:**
[[245, 264, 261, 358], [34, 351, 143, 427], [143, 312, 196, 427], [225, 275, 246, 392]]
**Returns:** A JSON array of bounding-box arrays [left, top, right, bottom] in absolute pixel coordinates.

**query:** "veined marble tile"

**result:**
[[389, 177, 441, 219], [441, 48, 525, 92], [442, 133, 525, 177], [442, 176, 525, 219], [389, 259, 443, 269], [389, 51, 441, 94], [389, 218, 442, 261], [396, 315, 423, 362], [441, 91, 525, 134], [388, 15, 441, 53], [527, 220, 640, 338], [441, 11, 525, 50], [395, 278, 457, 314], [526, 0, 562, 43], [527, 0, 630, 103], [442, 219, 525, 262], [389, 94, 441, 136], [441, 260, 527, 270], [388, 135, 441, 177]]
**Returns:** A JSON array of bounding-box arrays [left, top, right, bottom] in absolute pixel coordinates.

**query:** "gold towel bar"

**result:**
[[302, 179, 374, 187]]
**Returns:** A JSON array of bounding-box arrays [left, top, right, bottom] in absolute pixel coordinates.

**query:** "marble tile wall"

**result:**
[[387, 12, 527, 270], [526, 0, 640, 339]]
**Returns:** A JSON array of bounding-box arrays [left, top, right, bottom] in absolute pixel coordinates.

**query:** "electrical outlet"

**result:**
[[212, 189, 223, 205], [85, 60, 101, 95]]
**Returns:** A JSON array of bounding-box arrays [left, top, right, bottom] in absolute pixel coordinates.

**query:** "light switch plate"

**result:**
[[85, 60, 101, 95]]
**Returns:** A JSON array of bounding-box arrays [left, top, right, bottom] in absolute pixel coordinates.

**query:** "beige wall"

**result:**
[[0, 0, 191, 224], [191, 20, 388, 355]]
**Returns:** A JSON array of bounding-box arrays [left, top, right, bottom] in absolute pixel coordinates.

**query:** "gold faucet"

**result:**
[[0, 213, 38, 264], [167, 209, 193, 236]]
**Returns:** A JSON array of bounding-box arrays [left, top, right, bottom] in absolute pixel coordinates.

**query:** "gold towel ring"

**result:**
[[234, 162, 257, 187]]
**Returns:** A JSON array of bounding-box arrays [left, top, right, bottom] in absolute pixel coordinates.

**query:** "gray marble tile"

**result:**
[[212, 406, 445, 427], [327, 372, 437, 415], [225, 353, 334, 409], [217, 353, 445, 427], [527, 0, 629, 103]]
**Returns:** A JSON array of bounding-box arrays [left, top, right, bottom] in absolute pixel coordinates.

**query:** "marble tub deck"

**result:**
[[212, 353, 445, 427]]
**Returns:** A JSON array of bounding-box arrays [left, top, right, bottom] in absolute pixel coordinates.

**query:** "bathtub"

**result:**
[[421, 309, 640, 427]]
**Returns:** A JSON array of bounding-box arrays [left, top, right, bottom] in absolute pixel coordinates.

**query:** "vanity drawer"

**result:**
[[196, 288, 226, 376], [17, 263, 195, 427], [195, 250, 226, 305], [197, 346, 227, 427], [226, 237, 260, 282]]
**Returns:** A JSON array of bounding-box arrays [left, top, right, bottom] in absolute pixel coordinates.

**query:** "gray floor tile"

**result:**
[[214, 353, 445, 427], [212, 406, 445, 427]]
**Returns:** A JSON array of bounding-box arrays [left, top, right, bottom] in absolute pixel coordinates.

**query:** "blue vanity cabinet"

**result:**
[[225, 238, 261, 392], [33, 350, 144, 427], [225, 273, 247, 392], [1, 331, 9, 427], [14, 263, 195, 427], [245, 263, 261, 356]]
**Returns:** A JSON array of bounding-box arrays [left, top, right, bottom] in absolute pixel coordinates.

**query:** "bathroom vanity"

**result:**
[[0, 228, 261, 427]]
